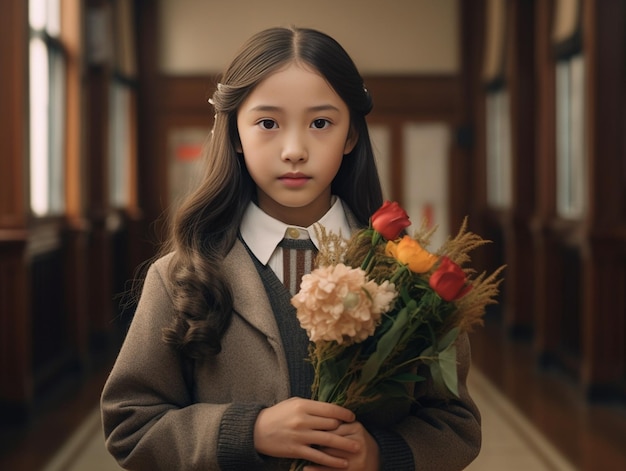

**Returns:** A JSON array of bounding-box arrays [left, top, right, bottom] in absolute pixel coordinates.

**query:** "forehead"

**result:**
[[241, 62, 346, 109]]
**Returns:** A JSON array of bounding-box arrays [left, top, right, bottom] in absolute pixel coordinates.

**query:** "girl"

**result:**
[[101, 26, 481, 471]]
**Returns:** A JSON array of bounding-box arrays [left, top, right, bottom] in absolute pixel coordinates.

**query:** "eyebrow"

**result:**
[[247, 104, 341, 113]]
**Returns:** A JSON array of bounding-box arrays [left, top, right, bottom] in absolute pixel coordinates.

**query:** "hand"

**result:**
[[303, 421, 380, 471], [253, 397, 359, 468]]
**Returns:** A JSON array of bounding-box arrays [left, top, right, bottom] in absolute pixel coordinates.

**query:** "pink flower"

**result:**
[[292, 264, 397, 345]]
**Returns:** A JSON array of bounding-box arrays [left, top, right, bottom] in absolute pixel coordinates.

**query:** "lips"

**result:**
[[279, 172, 311, 188]]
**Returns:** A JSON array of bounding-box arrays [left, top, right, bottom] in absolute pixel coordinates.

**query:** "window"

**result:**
[[109, 80, 132, 207], [108, 0, 138, 209], [486, 87, 512, 209], [29, 0, 66, 216], [482, 0, 511, 210], [555, 54, 586, 219]]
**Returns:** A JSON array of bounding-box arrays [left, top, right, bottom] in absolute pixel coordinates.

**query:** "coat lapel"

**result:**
[[221, 239, 281, 342]]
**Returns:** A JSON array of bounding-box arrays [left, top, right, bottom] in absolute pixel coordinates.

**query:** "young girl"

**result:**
[[101, 26, 481, 471]]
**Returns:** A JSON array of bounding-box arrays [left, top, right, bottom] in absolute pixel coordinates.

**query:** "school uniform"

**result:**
[[101, 198, 481, 470]]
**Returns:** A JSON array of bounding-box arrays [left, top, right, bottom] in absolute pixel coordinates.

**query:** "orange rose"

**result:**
[[429, 256, 472, 301], [385, 235, 438, 273], [371, 201, 411, 241]]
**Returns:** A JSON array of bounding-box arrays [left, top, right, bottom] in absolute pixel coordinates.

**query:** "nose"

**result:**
[[281, 129, 308, 163]]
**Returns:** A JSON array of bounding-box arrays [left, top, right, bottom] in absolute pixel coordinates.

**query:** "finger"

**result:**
[[309, 431, 361, 454], [327, 421, 361, 436], [298, 446, 349, 469], [307, 416, 343, 431], [306, 401, 356, 423], [289, 397, 355, 425]]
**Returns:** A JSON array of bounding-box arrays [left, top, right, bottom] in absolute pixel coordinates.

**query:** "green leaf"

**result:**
[[317, 357, 351, 402], [359, 305, 411, 385], [419, 327, 459, 358], [420, 327, 461, 397], [438, 344, 459, 397], [438, 327, 460, 350], [390, 372, 426, 383]]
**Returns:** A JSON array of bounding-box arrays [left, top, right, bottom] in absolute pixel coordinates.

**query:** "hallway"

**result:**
[[3, 317, 626, 471], [2, 2, 626, 470]]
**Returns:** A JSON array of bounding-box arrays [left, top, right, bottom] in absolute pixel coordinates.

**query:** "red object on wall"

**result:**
[[422, 202, 434, 229], [175, 143, 202, 162]]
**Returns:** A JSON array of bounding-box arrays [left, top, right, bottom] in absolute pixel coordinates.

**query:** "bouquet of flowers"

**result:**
[[289, 201, 503, 470]]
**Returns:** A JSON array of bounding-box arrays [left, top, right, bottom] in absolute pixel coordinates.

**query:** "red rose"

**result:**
[[371, 201, 411, 240], [429, 256, 472, 301]]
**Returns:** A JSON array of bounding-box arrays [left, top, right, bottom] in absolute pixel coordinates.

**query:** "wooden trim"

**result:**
[[482, 0, 508, 85], [534, 1, 557, 221], [0, 0, 28, 229], [160, 76, 216, 114], [135, 1, 162, 257], [61, 0, 85, 221], [452, 0, 485, 236], [389, 122, 404, 204], [499, 0, 536, 333], [367, 76, 463, 121], [158, 74, 464, 123], [86, 67, 111, 215]]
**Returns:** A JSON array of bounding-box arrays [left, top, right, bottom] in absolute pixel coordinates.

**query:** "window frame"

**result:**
[[28, 0, 68, 218]]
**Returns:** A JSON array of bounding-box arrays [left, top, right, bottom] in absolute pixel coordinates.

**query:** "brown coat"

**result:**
[[101, 239, 481, 470]]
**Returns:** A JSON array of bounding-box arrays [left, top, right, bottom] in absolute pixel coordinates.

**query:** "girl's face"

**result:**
[[237, 63, 356, 227]]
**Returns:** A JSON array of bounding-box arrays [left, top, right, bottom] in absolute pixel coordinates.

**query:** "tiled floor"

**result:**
[[40, 368, 576, 471]]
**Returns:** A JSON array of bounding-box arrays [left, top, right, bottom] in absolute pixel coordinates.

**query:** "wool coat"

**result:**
[[101, 237, 481, 470]]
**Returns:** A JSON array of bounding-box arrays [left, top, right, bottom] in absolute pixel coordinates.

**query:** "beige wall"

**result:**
[[158, 0, 459, 75]]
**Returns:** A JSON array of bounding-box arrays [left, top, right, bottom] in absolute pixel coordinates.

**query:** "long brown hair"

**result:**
[[162, 26, 383, 359]]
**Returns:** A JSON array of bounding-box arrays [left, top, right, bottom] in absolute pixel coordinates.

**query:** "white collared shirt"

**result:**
[[240, 197, 351, 282]]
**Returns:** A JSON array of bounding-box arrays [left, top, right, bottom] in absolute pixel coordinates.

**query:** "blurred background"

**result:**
[[1, 0, 625, 469]]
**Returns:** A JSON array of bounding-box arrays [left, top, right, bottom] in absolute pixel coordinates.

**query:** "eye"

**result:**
[[311, 118, 330, 129], [258, 119, 277, 130]]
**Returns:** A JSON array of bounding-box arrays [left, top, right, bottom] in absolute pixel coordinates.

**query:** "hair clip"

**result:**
[[208, 98, 215, 105]]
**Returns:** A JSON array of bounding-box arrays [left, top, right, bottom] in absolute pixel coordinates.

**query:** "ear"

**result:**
[[234, 136, 243, 153], [343, 127, 358, 155]]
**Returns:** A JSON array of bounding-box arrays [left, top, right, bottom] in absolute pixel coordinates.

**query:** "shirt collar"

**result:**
[[240, 197, 351, 265]]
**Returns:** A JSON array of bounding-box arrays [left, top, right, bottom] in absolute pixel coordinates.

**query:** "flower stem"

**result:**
[[390, 264, 409, 284], [361, 231, 382, 272]]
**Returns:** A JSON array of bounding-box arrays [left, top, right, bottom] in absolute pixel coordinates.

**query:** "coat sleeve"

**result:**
[[393, 332, 482, 470], [100, 259, 266, 470]]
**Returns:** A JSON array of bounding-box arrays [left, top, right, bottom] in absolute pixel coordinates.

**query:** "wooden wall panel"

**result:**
[[0, 0, 31, 421], [0, 236, 31, 420], [501, 0, 537, 335], [532, 0, 560, 362], [580, 0, 626, 397]]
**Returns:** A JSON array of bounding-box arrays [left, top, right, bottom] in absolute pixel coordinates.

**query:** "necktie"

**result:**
[[279, 237, 318, 296]]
